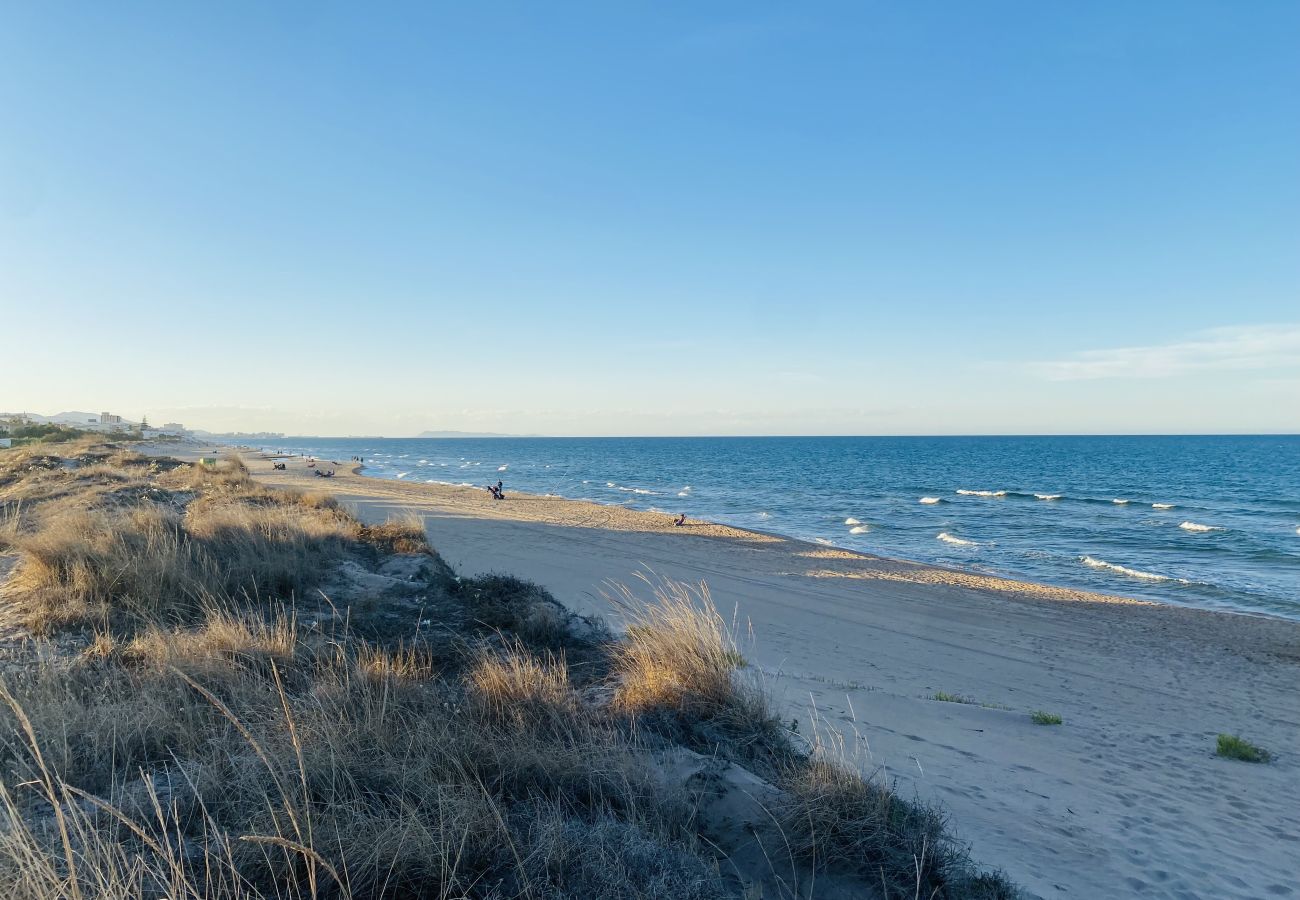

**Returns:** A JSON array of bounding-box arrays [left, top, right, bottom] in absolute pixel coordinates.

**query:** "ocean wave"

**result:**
[[919, 497, 942, 504], [937, 532, 977, 547], [678, 486, 692, 498], [1179, 521, 1223, 533], [849, 525, 870, 534], [1034, 493, 1062, 501], [395, 472, 411, 479], [1080, 556, 1169, 581], [498, 465, 508, 471], [757, 511, 772, 519], [1152, 503, 1175, 509], [844, 517, 862, 525], [957, 489, 1006, 497], [814, 538, 834, 546], [619, 487, 656, 495], [1112, 498, 1130, 505]]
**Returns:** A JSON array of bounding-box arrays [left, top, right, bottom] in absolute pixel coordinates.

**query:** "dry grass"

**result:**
[[607, 576, 790, 772], [780, 759, 1017, 898]]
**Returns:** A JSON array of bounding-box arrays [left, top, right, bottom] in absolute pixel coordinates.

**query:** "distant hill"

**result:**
[[415, 430, 531, 438]]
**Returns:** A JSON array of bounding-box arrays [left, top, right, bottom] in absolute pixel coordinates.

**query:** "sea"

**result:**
[[254, 435, 1300, 621]]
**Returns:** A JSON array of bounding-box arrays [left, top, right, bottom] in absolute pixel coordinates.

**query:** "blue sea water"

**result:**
[[255, 435, 1300, 621]]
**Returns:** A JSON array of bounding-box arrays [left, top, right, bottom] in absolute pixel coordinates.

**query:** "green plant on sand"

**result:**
[[1216, 733, 1270, 763]]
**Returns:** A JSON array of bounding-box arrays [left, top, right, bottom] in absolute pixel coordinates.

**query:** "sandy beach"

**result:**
[[186, 446, 1299, 898]]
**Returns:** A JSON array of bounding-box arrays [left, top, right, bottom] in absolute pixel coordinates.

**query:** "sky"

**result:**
[[2, 2, 1298, 436]]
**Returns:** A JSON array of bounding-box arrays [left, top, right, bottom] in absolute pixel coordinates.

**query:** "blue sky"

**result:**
[[2, 2, 1297, 435]]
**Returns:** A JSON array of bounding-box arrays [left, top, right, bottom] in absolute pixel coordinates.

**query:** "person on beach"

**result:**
[[675, 513, 686, 527]]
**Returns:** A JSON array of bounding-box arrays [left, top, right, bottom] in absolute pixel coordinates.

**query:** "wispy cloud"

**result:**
[[1028, 324, 1300, 381]]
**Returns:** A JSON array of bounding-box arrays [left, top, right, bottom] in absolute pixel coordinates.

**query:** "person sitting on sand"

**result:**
[[675, 513, 686, 527]]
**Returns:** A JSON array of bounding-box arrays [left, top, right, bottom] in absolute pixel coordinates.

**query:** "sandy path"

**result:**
[[179, 447, 1300, 898]]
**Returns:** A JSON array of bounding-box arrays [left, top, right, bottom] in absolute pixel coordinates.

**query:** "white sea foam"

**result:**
[[814, 538, 834, 546], [937, 532, 977, 546], [498, 465, 508, 471], [919, 497, 941, 504], [1179, 521, 1223, 533], [1152, 503, 1175, 509], [606, 482, 616, 488], [757, 511, 772, 519], [844, 517, 862, 525], [1034, 493, 1062, 501], [957, 489, 1006, 497], [1081, 556, 1169, 581], [1112, 498, 1130, 505], [396, 472, 411, 479], [677, 491, 691, 498], [849, 525, 870, 534]]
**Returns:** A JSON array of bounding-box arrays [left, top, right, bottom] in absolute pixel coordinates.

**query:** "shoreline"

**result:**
[[241, 436, 1300, 624], [152, 441, 1300, 897], [283, 446, 1288, 622]]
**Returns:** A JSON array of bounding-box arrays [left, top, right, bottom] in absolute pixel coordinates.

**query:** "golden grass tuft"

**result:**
[[608, 577, 741, 716]]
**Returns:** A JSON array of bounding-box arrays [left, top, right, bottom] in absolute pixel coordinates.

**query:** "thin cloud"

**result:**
[[1028, 324, 1300, 381]]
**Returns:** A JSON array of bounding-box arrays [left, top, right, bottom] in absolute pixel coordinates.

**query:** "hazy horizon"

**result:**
[[4, 3, 1298, 435]]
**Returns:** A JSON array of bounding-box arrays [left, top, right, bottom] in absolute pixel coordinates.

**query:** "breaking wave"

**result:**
[[1080, 556, 1169, 581], [1112, 498, 1130, 505], [1152, 503, 1175, 509], [937, 532, 977, 546], [919, 497, 942, 505], [844, 517, 862, 525], [1034, 493, 1061, 501], [957, 489, 1006, 497], [849, 525, 870, 534], [1179, 521, 1223, 533]]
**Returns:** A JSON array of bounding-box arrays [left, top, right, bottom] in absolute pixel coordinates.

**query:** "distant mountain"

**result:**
[[415, 430, 530, 438]]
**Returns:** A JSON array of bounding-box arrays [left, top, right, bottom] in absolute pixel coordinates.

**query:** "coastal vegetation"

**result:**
[[1216, 733, 1271, 763], [932, 691, 978, 705], [0, 440, 1019, 899], [1029, 711, 1063, 726]]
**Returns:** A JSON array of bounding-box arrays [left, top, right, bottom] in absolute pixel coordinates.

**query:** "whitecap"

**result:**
[[937, 532, 977, 547], [849, 525, 870, 534], [844, 517, 862, 525], [1179, 521, 1223, 533], [1081, 556, 1169, 581], [396, 472, 411, 479], [606, 482, 616, 488], [677, 491, 691, 498], [1112, 498, 1130, 505], [919, 497, 941, 505], [1152, 503, 1175, 509], [814, 538, 834, 546], [498, 465, 508, 471], [1034, 493, 1061, 501], [757, 511, 772, 519], [957, 489, 1006, 497]]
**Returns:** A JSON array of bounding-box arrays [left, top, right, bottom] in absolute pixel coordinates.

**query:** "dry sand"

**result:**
[[179, 445, 1300, 898]]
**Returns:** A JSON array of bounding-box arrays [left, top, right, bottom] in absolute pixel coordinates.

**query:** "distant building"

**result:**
[[161, 422, 187, 435], [100, 412, 123, 425]]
